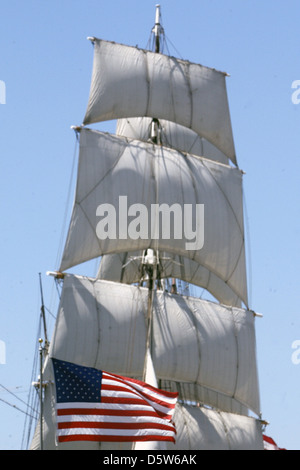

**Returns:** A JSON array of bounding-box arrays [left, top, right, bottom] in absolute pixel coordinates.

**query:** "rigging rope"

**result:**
[[0, 384, 36, 415], [0, 396, 37, 419], [242, 189, 253, 309], [55, 132, 79, 270], [21, 315, 42, 449]]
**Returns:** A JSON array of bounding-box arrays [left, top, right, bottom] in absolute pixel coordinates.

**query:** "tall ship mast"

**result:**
[[28, 5, 265, 450]]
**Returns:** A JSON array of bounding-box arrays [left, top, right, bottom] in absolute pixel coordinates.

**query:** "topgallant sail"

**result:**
[[29, 5, 265, 450]]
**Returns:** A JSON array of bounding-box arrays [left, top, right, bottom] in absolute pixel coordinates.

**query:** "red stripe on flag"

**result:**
[[58, 421, 175, 431], [58, 434, 176, 443], [57, 408, 161, 418]]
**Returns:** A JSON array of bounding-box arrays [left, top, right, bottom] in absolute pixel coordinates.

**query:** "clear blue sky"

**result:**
[[0, 0, 299, 450]]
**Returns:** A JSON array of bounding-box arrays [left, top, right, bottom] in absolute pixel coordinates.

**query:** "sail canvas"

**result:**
[[30, 5, 264, 451]]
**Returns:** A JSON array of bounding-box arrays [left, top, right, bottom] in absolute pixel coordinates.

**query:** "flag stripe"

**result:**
[[101, 374, 177, 414], [101, 384, 176, 409], [58, 421, 175, 431], [58, 427, 175, 437], [57, 406, 173, 420], [57, 406, 162, 418], [58, 434, 175, 443], [102, 374, 177, 404], [103, 372, 177, 399], [57, 415, 174, 426], [101, 375, 176, 418]]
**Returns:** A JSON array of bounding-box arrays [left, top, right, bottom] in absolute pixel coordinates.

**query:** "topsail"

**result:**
[[60, 129, 247, 305]]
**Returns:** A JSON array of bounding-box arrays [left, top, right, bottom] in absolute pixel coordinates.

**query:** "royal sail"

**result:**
[[83, 39, 236, 164]]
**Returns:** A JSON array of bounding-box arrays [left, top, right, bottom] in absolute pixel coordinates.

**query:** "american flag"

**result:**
[[52, 358, 178, 443], [263, 434, 286, 451]]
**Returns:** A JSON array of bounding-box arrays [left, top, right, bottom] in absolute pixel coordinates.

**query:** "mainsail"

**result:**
[[30, 5, 264, 450]]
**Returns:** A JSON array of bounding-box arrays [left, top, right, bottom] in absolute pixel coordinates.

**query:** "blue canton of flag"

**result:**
[[52, 358, 102, 403]]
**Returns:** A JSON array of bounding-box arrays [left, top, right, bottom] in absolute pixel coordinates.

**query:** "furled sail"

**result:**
[[116, 118, 230, 165], [60, 129, 247, 305], [48, 275, 260, 415], [83, 39, 236, 164]]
